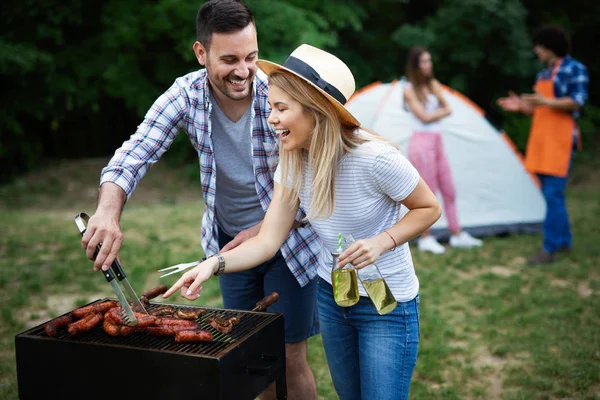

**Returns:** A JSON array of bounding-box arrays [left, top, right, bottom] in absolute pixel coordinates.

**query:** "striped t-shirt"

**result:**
[[275, 139, 421, 302]]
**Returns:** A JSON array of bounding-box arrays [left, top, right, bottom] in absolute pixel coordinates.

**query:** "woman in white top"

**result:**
[[404, 46, 483, 254], [163, 44, 441, 400]]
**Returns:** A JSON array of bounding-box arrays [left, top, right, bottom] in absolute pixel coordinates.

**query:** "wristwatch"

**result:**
[[213, 253, 226, 276]]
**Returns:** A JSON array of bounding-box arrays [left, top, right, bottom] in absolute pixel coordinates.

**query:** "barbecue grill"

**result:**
[[15, 299, 286, 400]]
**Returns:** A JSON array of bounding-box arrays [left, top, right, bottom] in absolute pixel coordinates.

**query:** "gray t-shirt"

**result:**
[[210, 92, 265, 237]]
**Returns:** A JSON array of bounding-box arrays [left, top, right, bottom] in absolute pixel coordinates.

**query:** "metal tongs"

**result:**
[[158, 258, 206, 278], [74, 212, 148, 326]]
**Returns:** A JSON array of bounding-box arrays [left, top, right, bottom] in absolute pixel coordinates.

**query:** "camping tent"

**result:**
[[345, 79, 545, 238]]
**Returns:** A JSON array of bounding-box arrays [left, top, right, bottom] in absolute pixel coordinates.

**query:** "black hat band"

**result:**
[[283, 56, 347, 105]]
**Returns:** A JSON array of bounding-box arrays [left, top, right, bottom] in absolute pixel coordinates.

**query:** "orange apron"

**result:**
[[525, 59, 577, 177]]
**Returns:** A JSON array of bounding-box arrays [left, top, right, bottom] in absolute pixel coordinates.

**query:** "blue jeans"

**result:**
[[537, 146, 575, 253], [317, 278, 419, 400], [538, 173, 572, 252]]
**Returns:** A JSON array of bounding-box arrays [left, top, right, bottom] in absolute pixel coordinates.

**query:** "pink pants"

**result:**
[[408, 131, 460, 232]]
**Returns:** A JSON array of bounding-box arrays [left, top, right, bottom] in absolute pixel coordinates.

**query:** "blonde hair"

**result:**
[[269, 71, 396, 220]]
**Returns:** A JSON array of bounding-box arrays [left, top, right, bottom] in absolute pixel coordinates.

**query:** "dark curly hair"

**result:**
[[532, 25, 571, 57]]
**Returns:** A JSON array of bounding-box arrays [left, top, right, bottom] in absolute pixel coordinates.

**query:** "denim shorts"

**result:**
[[317, 278, 420, 400], [217, 227, 319, 343]]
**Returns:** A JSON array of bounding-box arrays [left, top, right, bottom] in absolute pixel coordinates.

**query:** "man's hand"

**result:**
[[81, 212, 123, 272], [497, 91, 523, 112], [520, 92, 549, 107], [292, 220, 304, 230], [81, 183, 127, 272], [221, 222, 262, 252]]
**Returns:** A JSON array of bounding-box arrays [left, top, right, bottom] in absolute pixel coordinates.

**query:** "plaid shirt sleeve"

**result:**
[[564, 61, 589, 106], [100, 84, 189, 199]]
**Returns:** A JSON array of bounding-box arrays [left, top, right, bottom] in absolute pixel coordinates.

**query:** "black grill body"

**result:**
[[15, 299, 286, 400]]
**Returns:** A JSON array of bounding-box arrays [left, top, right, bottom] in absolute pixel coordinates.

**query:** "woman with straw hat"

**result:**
[[163, 44, 441, 399]]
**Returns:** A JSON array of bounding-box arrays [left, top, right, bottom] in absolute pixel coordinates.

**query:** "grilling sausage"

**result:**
[[155, 317, 198, 327], [44, 314, 73, 337], [143, 325, 193, 336], [104, 307, 197, 327], [71, 301, 118, 318], [149, 305, 176, 317], [175, 308, 206, 320], [120, 325, 136, 336], [103, 320, 136, 336], [104, 321, 195, 337], [206, 317, 236, 334], [174, 330, 213, 342], [142, 285, 168, 300], [103, 319, 120, 336], [105, 307, 158, 327], [140, 285, 168, 305], [68, 313, 103, 335]]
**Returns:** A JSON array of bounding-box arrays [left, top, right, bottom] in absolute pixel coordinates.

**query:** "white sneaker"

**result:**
[[449, 232, 483, 248], [418, 236, 446, 254]]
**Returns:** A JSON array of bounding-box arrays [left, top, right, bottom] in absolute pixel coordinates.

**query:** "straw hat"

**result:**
[[257, 44, 360, 126]]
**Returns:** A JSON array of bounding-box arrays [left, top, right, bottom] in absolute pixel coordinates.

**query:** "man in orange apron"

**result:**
[[498, 25, 589, 265]]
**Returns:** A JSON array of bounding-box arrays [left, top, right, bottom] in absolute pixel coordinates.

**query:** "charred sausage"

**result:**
[[44, 314, 73, 337], [143, 325, 192, 336], [155, 317, 198, 327], [68, 313, 103, 335], [206, 317, 233, 334], [149, 305, 176, 318], [175, 308, 206, 320], [175, 330, 213, 342], [119, 325, 136, 336], [103, 320, 137, 336], [140, 285, 168, 304], [105, 307, 157, 327], [103, 319, 120, 336], [71, 301, 118, 318]]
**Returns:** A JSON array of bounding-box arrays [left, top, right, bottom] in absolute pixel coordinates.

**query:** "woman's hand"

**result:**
[[162, 257, 218, 301], [337, 237, 386, 270], [441, 105, 452, 118]]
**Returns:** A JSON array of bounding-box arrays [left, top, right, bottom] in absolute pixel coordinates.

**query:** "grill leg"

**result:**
[[275, 366, 287, 400]]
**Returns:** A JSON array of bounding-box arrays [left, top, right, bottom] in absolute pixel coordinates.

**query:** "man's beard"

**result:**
[[208, 71, 254, 101]]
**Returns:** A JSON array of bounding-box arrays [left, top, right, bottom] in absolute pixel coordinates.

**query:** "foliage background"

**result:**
[[1, 0, 598, 182]]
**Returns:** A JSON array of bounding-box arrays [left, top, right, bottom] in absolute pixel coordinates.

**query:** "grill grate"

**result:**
[[21, 299, 280, 358]]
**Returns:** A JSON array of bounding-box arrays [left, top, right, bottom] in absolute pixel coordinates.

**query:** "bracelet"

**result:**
[[383, 230, 397, 251], [212, 253, 226, 276]]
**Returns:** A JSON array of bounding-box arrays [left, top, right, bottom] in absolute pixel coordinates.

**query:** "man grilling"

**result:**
[[81, 1, 320, 398]]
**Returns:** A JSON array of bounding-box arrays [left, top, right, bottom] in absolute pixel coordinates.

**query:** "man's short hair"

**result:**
[[196, 0, 254, 50], [532, 25, 571, 57]]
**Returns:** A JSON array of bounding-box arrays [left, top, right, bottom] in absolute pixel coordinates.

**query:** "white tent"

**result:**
[[345, 79, 546, 238]]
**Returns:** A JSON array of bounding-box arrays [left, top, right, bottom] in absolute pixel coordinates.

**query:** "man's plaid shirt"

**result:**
[[536, 55, 589, 120], [100, 69, 320, 286]]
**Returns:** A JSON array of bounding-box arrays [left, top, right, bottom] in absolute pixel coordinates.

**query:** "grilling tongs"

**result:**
[[74, 212, 148, 326]]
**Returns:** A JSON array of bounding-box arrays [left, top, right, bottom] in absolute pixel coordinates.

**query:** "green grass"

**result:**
[[1, 164, 599, 399]]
